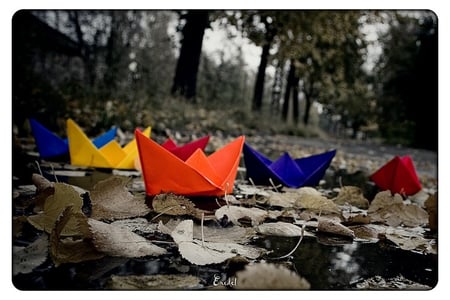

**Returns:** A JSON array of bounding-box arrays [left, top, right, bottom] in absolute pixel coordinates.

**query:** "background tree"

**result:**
[[171, 10, 210, 101], [227, 11, 287, 112], [289, 11, 369, 128], [373, 11, 437, 150]]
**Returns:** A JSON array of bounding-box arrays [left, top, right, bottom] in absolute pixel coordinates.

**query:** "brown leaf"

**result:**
[[235, 263, 310, 290], [343, 214, 371, 225], [256, 222, 309, 237], [171, 220, 264, 266], [88, 218, 167, 257], [349, 225, 379, 242], [50, 206, 104, 267], [107, 274, 201, 290], [28, 183, 83, 236], [152, 193, 204, 219], [31, 174, 55, 211], [215, 205, 267, 226], [368, 191, 403, 213], [385, 231, 436, 254], [266, 191, 298, 207], [424, 193, 437, 231], [32, 173, 54, 192], [295, 193, 340, 214], [90, 176, 150, 221], [369, 203, 428, 227], [333, 186, 369, 209], [317, 218, 355, 239]]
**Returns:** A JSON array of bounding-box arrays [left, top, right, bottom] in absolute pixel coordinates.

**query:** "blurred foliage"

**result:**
[[373, 12, 437, 150], [12, 10, 437, 151]]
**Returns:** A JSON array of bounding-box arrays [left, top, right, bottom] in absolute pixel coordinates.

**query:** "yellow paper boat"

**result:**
[[67, 118, 151, 169]]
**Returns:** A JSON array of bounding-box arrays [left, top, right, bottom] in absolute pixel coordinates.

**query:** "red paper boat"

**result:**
[[161, 136, 210, 161], [135, 130, 244, 196], [370, 155, 422, 195]]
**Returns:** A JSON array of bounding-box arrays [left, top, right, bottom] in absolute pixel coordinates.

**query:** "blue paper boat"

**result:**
[[243, 143, 336, 188], [29, 118, 117, 159]]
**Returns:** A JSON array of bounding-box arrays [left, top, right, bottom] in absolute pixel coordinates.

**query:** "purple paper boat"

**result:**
[[29, 118, 117, 159], [243, 143, 336, 188]]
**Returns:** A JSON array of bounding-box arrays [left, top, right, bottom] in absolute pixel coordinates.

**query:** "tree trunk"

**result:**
[[252, 41, 271, 111], [271, 61, 283, 113], [104, 12, 119, 98], [281, 61, 295, 121], [71, 11, 96, 88], [171, 11, 209, 101], [303, 95, 312, 125], [292, 71, 300, 124]]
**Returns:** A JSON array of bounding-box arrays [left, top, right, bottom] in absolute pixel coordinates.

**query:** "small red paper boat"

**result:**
[[370, 155, 422, 195], [135, 130, 244, 196], [161, 136, 210, 161]]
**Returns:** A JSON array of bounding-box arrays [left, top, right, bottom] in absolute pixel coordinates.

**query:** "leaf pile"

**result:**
[[13, 163, 437, 289]]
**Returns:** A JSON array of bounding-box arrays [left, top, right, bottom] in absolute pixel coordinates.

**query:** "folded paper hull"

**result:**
[[30, 118, 117, 159], [136, 130, 244, 197], [243, 143, 336, 188], [29, 118, 68, 159], [161, 136, 210, 161], [67, 119, 151, 169], [370, 155, 422, 195]]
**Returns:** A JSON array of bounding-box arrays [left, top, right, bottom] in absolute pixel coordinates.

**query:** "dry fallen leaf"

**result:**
[[369, 203, 428, 227], [192, 224, 256, 244], [333, 186, 369, 209], [215, 205, 267, 226], [110, 218, 159, 235], [107, 274, 201, 290], [13, 234, 49, 275], [152, 193, 204, 219], [385, 233, 435, 254], [28, 183, 83, 236], [32, 173, 54, 192], [317, 218, 355, 239], [90, 176, 150, 221], [266, 191, 299, 208], [171, 220, 264, 266], [50, 206, 104, 266], [349, 225, 379, 242], [256, 222, 306, 237], [294, 187, 340, 214], [368, 191, 403, 213], [235, 263, 310, 290], [88, 218, 167, 258], [424, 193, 437, 231]]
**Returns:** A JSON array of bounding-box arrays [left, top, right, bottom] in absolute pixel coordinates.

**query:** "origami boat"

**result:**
[[135, 130, 245, 196], [243, 143, 336, 188], [29, 118, 117, 159], [161, 136, 210, 161], [67, 118, 151, 169], [370, 155, 422, 195]]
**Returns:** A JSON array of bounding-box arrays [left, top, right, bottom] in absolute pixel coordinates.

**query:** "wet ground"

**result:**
[[12, 134, 438, 290]]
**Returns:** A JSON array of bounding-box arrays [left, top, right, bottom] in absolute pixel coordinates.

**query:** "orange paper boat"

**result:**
[[369, 155, 422, 195], [67, 119, 151, 169], [135, 129, 245, 196]]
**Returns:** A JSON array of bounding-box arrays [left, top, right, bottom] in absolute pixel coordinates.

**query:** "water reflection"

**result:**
[[254, 236, 437, 290], [331, 243, 360, 283]]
